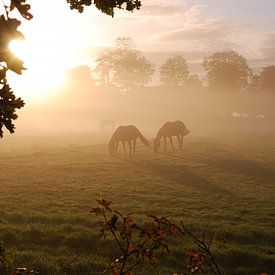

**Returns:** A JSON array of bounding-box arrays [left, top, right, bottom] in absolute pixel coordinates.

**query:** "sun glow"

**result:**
[[10, 40, 66, 91], [8, 27, 79, 102], [7, 0, 104, 103]]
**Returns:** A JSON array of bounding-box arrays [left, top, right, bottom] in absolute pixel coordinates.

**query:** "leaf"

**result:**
[[3, 50, 26, 74], [0, 16, 24, 50], [96, 198, 112, 210], [266, 250, 275, 256], [0, 84, 25, 138], [10, 0, 33, 20], [127, 243, 136, 253], [90, 207, 103, 216], [217, 235, 225, 245]]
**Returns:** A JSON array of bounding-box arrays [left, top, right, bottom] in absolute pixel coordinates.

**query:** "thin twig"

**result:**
[[180, 221, 222, 275]]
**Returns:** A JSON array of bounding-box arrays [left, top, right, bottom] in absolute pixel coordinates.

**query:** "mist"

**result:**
[[2, 82, 273, 149], [1, 1, 275, 274]]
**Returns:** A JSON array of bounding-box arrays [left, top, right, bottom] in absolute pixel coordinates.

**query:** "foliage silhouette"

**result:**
[[160, 55, 189, 87], [0, 0, 143, 138], [202, 50, 251, 93], [258, 66, 275, 94], [91, 199, 223, 274], [0, 2, 29, 137], [96, 37, 154, 92], [0, 0, 141, 137], [0, 242, 8, 272], [66, 0, 141, 16]]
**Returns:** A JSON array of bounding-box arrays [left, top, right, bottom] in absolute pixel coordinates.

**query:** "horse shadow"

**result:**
[[125, 158, 237, 198], [208, 158, 275, 182]]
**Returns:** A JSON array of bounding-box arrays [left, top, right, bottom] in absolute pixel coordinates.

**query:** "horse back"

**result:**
[[159, 121, 187, 137]]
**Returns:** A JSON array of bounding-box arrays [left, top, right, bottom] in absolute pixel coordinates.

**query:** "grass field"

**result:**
[[0, 133, 275, 274]]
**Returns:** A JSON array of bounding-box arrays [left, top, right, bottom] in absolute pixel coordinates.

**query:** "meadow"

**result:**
[[0, 133, 275, 274]]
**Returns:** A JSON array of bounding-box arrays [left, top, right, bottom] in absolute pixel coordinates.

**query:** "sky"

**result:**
[[8, 0, 275, 101]]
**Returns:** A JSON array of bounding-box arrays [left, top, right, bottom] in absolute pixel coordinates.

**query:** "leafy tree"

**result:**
[[258, 66, 275, 94], [0, 1, 31, 138], [95, 37, 154, 92], [112, 49, 154, 92], [159, 55, 189, 86], [247, 73, 261, 93], [115, 36, 135, 50], [202, 50, 251, 92], [0, 1, 143, 138], [95, 49, 115, 85], [67, 65, 94, 84]]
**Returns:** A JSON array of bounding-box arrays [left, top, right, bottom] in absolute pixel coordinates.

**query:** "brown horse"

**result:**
[[109, 125, 150, 157], [153, 120, 190, 152]]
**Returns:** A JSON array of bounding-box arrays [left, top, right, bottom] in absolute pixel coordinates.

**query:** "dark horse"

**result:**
[[109, 125, 150, 157], [153, 120, 190, 152]]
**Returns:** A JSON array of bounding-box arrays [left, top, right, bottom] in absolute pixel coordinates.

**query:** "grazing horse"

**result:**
[[109, 125, 150, 157], [153, 120, 190, 152]]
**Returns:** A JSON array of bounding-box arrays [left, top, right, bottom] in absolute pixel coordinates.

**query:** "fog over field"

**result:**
[[2, 85, 274, 151], [1, 0, 275, 274]]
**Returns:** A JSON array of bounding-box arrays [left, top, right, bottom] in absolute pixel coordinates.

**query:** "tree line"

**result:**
[[68, 37, 275, 95]]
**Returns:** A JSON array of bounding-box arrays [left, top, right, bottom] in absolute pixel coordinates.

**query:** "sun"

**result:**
[[10, 40, 63, 88], [9, 33, 78, 102], [7, 1, 85, 102], [7, 0, 106, 103]]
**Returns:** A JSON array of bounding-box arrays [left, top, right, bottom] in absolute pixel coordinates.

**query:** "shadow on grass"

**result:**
[[209, 158, 275, 181], [127, 157, 237, 198]]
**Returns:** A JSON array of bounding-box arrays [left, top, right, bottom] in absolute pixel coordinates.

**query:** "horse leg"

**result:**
[[164, 137, 167, 152], [179, 134, 183, 149], [169, 136, 174, 151], [122, 141, 126, 156], [128, 141, 132, 158], [177, 135, 181, 149], [133, 138, 137, 156], [114, 141, 119, 156], [177, 135, 183, 149]]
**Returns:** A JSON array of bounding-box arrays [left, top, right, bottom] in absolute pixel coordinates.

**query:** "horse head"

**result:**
[[153, 138, 160, 152], [184, 128, 190, 136], [108, 140, 115, 156]]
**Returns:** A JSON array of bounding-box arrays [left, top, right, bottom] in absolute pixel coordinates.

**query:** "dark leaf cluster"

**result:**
[[66, 0, 141, 16], [91, 199, 224, 275], [91, 199, 178, 274], [0, 242, 10, 273], [0, 84, 24, 137], [0, 0, 32, 138], [10, 0, 33, 20]]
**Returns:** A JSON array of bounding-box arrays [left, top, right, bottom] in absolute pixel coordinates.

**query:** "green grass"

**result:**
[[0, 134, 275, 274]]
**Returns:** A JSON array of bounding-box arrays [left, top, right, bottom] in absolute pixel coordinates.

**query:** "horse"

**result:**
[[108, 125, 150, 158], [99, 118, 115, 131], [153, 120, 190, 152]]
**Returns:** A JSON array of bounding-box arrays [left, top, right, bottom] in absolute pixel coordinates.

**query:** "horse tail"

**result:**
[[136, 129, 150, 147]]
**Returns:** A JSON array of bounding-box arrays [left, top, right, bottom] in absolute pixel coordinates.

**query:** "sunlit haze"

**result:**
[[8, 0, 275, 103], [1, 1, 275, 273], [1, 0, 274, 138]]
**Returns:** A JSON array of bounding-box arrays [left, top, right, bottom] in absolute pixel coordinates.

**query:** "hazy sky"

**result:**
[[9, 0, 275, 101]]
